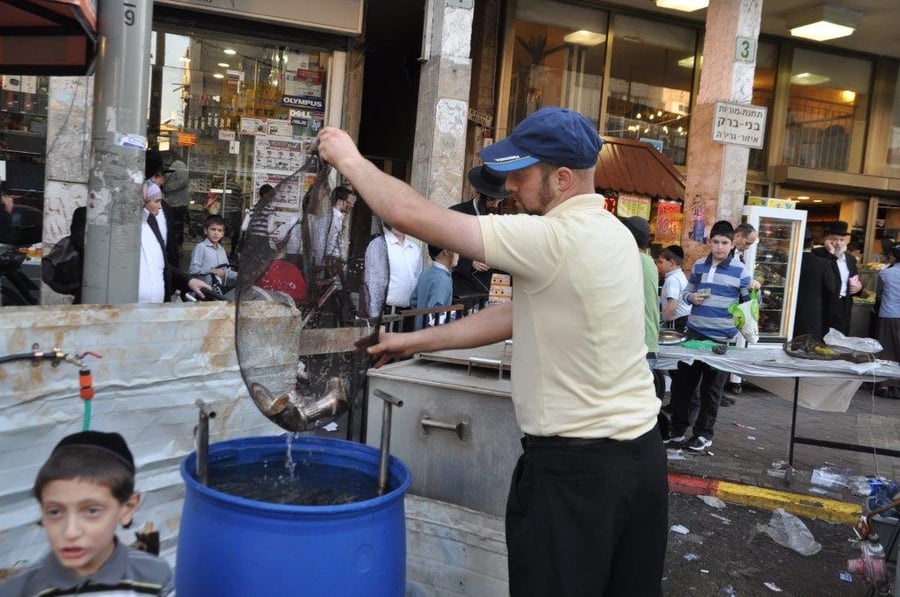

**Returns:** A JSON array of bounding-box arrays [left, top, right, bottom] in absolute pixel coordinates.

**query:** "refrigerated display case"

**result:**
[[741, 205, 808, 343]]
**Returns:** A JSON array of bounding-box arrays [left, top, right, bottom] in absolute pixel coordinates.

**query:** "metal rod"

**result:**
[[373, 389, 403, 496], [788, 377, 800, 467], [195, 399, 216, 486]]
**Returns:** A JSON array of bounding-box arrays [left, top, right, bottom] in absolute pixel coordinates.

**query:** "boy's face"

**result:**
[[206, 223, 225, 244], [40, 479, 139, 576], [709, 234, 734, 262], [655, 256, 675, 274]]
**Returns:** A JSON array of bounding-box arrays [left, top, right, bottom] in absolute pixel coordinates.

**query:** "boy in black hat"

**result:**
[[449, 165, 510, 313], [0, 431, 173, 595]]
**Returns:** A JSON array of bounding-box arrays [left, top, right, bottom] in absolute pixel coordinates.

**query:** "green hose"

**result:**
[[82, 399, 92, 431]]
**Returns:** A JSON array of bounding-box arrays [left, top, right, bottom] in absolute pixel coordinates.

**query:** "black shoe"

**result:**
[[720, 396, 736, 407], [685, 435, 712, 452]]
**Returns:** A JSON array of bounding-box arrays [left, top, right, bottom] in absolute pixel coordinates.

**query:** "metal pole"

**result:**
[[373, 389, 403, 496], [83, 0, 154, 304]]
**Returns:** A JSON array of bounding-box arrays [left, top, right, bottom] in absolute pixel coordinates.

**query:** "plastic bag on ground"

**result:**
[[756, 508, 822, 556], [823, 328, 882, 353]]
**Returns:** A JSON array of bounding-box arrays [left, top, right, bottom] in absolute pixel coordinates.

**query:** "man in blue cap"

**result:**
[[317, 107, 666, 596]]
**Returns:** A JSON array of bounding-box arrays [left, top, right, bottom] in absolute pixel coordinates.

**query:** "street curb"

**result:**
[[668, 473, 861, 524]]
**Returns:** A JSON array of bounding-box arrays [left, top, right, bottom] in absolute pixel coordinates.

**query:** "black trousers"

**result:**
[[506, 428, 668, 597], [669, 331, 728, 439]]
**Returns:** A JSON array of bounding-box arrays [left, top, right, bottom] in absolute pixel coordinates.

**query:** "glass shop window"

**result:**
[[783, 48, 871, 173], [0, 74, 48, 204], [604, 15, 698, 166], [148, 27, 331, 233], [747, 42, 778, 172], [505, 0, 609, 134], [888, 67, 900, 178]]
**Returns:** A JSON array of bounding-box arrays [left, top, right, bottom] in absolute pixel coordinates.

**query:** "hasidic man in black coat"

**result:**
[[448, 166, 509, 312], [794, 233, 838, 340], [811, 220, 862, 335]]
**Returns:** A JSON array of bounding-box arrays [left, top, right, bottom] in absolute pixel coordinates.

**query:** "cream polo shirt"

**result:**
[[479, 194, 658, 440]]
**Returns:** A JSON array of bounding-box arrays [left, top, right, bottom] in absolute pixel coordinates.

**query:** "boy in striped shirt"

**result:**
[[665, 220, 751, 452]]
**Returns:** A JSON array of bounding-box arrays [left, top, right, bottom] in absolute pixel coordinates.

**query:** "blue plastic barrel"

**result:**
[[176, 435, 411, 596]]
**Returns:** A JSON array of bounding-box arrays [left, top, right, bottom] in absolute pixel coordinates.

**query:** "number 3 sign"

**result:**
[[735, 37, 757, 64]]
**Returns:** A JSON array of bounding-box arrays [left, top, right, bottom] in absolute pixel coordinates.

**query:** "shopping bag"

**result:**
[[41, 236, 82, 295], [728, 289, 759, 344]]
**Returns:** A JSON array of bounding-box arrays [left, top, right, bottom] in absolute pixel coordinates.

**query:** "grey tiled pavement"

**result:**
[[663, 380, 900, 503]]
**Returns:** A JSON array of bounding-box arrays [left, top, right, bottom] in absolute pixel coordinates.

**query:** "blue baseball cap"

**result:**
[[480, 107, 602, 172]]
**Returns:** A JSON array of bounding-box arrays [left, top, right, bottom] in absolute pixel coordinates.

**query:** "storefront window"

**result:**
[[748, 42, 778, 172], [506, 0, 608, 132], [783, 48, 871, 172], [149, 26, 331, 241], [0, 74, 48, 305], [604, 15, 697, 166], [888, 67, 900, 178], [0, 74, 48, 200]]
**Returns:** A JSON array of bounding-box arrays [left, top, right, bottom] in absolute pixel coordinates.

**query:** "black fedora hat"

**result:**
[[824, 220, 851, 236], [145, 150, 174, 180], [467, 165, 510, 199]]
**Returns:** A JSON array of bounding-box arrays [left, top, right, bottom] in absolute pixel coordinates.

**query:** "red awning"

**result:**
[[0, 0, 97, 75], [595, 136, 686, 202]]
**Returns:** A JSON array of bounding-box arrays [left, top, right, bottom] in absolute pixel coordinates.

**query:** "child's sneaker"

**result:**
[[686, 435, 712, 452], [664, 433, 686, 445]]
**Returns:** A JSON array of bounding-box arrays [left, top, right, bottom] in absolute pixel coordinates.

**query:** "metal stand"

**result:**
[[373, 389, 403, 496], [195, 399, 217, 486], [787, 377, 900, 468]]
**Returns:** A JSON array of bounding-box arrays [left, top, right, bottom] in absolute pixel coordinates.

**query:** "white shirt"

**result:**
[[325, 207, 345, 259], [138, 210, 166, 303], [660, 268, 692, 321], [837, 254, 850, 298], [385, 228, 422, 307]]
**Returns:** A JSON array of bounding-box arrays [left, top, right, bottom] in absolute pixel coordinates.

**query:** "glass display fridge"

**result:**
[[741, 205, 808, 343]]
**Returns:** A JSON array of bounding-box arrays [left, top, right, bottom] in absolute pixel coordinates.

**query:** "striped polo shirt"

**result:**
[[682, 253, 750, 342]]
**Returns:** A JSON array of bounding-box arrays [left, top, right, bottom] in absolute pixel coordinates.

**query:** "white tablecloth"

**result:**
[[657, 344, 900, 412]]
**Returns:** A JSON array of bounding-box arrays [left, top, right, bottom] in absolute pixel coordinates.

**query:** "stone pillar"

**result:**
[[682, 0, 762, 262], [43, 76, 93, 305], [410, 0, 474, 208]]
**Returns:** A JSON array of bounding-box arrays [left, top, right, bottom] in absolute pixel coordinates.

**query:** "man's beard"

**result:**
[[832, 245, 846, 258]]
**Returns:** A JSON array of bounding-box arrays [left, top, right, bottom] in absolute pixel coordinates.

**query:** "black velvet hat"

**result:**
[[52, 430, 135, 473], [665, 244, 685, 259], [824, 220, 851, 236], [145, 150, 174, 180], [467, 165, 510, 199]]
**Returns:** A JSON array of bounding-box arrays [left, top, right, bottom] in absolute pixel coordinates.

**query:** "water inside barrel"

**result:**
[[206, 458, 385, 506]]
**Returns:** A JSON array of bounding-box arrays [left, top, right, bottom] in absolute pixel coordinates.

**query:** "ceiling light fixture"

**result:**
[[213, 73, 225, 79], [786, 4, 862, 42], [563, 30, 607, 46], [223, 48, 237, 55], [790, 72, 830, 86], [218, 62, 230, 68], [655, 0, 708, 12]]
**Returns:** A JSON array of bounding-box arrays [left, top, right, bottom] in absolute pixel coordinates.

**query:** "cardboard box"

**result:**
[[747, 196, 796, 210]]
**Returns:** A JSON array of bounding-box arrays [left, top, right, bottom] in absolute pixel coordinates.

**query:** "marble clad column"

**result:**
[[43, 76, 93, 304], [682, 0, 762, 265], [410, 0, 474, 208]]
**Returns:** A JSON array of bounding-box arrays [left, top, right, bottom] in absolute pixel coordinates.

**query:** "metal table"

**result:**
[[658, 344, 900, 466]]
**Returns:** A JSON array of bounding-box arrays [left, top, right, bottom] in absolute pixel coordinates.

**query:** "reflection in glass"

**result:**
[[748, 43, 778, 172], [604, 15, 697, 166], [887, 68, 900, 177], [506, 0, 608, 134], [149, 25, 332, 267], [783, 48, 871, 173]]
